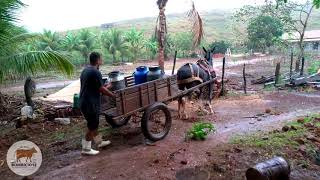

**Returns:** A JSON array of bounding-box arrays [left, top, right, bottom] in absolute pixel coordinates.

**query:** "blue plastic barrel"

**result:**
[[134, 66, 149, 85]]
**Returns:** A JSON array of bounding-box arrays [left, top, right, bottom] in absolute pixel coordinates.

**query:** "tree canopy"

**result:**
[[247, 15, 284, 51]]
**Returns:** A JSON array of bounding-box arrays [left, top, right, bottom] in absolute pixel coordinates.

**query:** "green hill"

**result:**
[[70, 8, 320, 43]]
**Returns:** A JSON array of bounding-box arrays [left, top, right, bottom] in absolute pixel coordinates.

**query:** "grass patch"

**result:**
[[52, 132, 66, 141], [231, 114, 320, 153], [231, 129, 305, 149]]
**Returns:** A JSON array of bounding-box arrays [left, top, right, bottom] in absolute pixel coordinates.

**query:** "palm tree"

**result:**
[[101, 29, 127, 63], [77, 29, 97, 64], [125, 28, 144, 62], [155, 0, 203, 72], [37, 29, 61, 51], [155, 0, 168, 72], [0, 0, 74, 112], [61, 32, 80, 52]]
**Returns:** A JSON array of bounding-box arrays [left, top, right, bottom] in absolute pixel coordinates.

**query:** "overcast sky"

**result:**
[[19, 0, 266, 32]]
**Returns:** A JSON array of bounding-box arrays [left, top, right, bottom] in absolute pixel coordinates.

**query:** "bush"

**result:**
[[308, 60, 320, 74], [186, 122, 216, 140], [209, 40, 231, 54]]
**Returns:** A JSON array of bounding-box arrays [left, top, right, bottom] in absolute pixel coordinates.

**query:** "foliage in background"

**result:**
[[186, 122, 216, 140], [101, 28, 127, 63], [247, 15, 284, 52], [209, 40, 231, 54], [308, 59, 320, 74], [125, 28, 145, 62], [172, 32, 193, 58]]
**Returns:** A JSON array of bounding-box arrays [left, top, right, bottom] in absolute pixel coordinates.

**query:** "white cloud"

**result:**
[[19, 0, 265, 32]]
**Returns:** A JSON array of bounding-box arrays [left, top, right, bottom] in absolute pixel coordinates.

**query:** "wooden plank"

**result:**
[[167, 78, 172, 96], [139, 86, 142, 107], [120, 91, 125, 114], [154, 81, 158, 101]]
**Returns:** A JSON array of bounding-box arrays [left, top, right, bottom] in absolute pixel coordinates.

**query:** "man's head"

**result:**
[[89, 52, 103, 67]]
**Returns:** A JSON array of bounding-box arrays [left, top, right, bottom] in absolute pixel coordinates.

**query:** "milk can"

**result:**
[[108, 71, 126, 91]]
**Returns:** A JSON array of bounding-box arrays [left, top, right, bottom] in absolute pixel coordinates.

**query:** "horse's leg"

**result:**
[[178, 97, 182, 119], [180, 97, 188, 119]]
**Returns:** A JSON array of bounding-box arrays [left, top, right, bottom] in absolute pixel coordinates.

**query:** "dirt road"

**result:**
[[30, 90, 320, 180]]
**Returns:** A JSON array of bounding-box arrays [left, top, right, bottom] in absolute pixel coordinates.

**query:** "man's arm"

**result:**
[[99, 86, 116, 98]]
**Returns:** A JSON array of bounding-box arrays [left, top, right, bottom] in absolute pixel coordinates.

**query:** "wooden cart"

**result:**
[[100, 75, 217, 141]]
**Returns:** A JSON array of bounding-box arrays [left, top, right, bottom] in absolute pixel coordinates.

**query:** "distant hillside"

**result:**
[[72, 9, 320, 43]]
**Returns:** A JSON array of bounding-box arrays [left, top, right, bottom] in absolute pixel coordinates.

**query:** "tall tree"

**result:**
[[281, 1, 315, 71], [155, 0, 203, 72], [155, 0, 168, 72]]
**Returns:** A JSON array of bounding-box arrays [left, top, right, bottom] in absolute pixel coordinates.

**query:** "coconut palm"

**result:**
[[61, 32, 80, 52], [155, 0, 203, 72], [37, 29, 61, 51], [77, 30, 97, 64], [155, 0, 168, 72], [0, 0, 74, 112], [101, 29, 127, 63], [125, 28, 144, 62]]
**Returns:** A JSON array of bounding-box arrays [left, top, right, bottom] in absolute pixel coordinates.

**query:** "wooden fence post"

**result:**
[[290, 50, 293, 80], [300, 56, 305, 76], [275, 62, 281, 85], [220, 56, 226, 96], [243, 64, 247, 94], [172, 50, 177, 75]]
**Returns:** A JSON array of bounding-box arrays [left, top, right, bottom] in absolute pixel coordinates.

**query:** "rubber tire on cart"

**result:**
[[105, 114, 131, 128], [141, 102, 172, 141]]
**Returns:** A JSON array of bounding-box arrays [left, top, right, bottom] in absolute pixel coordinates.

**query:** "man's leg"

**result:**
[[81, 113, 100, 155]]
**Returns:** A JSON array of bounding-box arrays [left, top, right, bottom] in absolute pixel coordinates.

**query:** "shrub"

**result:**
[[186, 122, 216, 140]]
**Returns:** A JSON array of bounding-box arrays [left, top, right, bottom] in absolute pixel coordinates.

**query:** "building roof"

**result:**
[[283, 30, 320, 42]]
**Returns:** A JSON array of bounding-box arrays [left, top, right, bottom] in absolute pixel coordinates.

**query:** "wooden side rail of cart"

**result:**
[[101, 75, 217, 141]]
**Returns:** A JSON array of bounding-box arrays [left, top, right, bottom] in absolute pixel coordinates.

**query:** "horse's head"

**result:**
[[202, 47, 215, 65]]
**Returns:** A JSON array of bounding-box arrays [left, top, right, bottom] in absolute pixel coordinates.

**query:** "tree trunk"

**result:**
[[295, 59, 300, 72], [158, 47, 165, 72], [158, 8, 166, 72], [112, 53, 116, 64], [0, 91, 7, 113]]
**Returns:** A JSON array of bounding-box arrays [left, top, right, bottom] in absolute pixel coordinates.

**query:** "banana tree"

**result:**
[[155, 0, 204, 72]]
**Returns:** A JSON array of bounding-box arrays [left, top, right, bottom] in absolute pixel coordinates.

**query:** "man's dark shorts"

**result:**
[[80, 104, 100, 131]]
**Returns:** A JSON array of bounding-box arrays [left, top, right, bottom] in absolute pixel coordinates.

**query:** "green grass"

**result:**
[[231, 114, 320, 152]]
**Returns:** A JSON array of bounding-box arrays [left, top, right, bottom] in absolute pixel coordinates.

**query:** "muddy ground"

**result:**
[[1, 55, 320, 179]]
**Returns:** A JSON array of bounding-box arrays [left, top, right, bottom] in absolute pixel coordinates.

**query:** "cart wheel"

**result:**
[[141, 102, 172, 141], [105, 115, 131, 128]]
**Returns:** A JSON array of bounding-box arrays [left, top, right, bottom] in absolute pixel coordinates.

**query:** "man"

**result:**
[[80, 52, 115, 155]]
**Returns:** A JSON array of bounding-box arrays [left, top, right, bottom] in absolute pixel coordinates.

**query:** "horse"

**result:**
[[177, 47, 220, 119]]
